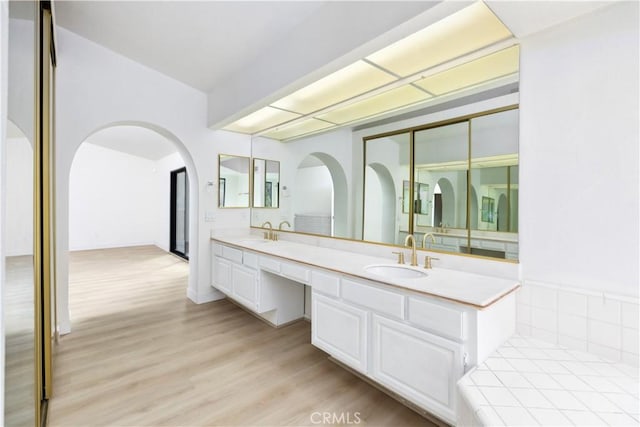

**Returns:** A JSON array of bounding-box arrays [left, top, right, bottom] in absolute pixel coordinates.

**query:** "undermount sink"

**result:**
[[364, 264, 428, 279]]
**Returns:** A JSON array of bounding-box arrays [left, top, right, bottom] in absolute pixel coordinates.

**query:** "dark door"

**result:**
[[170, 167, 189, 260]]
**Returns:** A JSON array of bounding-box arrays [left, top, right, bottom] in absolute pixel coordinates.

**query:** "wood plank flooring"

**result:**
[[48, 246, 433, 426]]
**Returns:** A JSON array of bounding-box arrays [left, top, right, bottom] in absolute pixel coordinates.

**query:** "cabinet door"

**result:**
[[232, 264, 258, 310], [213, 257, 232, 294], [312, 293, 368, 373], [371, 315, 463, 425]]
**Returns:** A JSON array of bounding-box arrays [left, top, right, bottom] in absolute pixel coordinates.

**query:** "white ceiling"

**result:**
[[84, 126, 177, 161], [53, 0, 613, 155], [54, 1, 329, 92]]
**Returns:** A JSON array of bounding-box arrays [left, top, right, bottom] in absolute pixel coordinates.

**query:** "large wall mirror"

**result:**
[[252, 158, 280, 208], [6, 2, 37, 425], [218, 154, 250, 208], [248, 105, 519, 262], [364, 107, 519, 260]]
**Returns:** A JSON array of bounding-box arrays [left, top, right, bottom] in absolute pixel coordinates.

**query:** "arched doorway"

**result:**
[[293, 153, 348, 237], [363, 163, 396, 244], [61, 122, 199, 331]]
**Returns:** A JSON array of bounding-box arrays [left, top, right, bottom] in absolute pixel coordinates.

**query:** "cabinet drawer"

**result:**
[[342, 278, 404, 319], [243, 251, 258, 269], [259, 256, 281, 273], [408, 297, 467, 341], [222, 246, 243, 264], [310, 270, 340, 297], [281, 262, 309, 283]]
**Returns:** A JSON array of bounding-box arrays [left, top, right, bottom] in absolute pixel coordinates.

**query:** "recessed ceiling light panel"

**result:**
[[365, 2, 513, 77], [271, 60, 397, 115], [317, 85, 431, 124], [261, 118, 335, 141], [415, 45, 519, 95], [224, 106, 301, 134]]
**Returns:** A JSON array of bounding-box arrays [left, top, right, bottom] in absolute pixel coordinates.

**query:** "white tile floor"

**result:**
[[458, 335, 640, 426]]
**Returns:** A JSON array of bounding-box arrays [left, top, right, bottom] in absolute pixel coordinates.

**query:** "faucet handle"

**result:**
[[392, 251, 405, 264], [424, 256, 440, 269]]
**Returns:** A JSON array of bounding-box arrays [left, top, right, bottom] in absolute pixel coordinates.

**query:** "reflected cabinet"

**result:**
[[363, 107, 519, 260]]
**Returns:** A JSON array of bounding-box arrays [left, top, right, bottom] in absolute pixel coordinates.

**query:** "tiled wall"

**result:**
[[516, 281, 640, 366]]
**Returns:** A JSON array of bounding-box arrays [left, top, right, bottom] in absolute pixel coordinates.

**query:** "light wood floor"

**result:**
[[48, 246, 433, 427]]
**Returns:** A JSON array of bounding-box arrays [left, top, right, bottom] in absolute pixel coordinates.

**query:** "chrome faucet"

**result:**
[[261, 221, 274, 240], [422, 232, 436, 248], [278, 220, 291, 230], [404, 234, 418, 266]]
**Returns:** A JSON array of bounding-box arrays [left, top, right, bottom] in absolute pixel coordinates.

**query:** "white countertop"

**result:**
[[457, 334, 640, 426], [211, 234, 519, 309]]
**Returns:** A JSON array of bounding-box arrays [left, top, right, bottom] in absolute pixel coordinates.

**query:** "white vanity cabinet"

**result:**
[[308, 270, 513, 426], [211, 237, 516, 426], [372, 315, 464, 423], [312, 293, 368, 373], [211, 242, 305, 326]]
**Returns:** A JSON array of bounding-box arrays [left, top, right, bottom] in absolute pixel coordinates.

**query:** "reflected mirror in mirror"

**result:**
[[363, 132, 410, 245], [414, 121, 469, 238], [469, 109, 519, 259], [218, 154, 250, 208], [253, 158, 280, 208]]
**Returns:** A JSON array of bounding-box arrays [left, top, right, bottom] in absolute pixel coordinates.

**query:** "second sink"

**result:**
[[364, 264, 428, 279]]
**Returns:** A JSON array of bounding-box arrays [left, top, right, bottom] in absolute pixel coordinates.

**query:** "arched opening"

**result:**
[[433, 178, 455, 228], [293, 153, 348, 237], [65, 122, 198, 326], [363, 163, 396, 244]]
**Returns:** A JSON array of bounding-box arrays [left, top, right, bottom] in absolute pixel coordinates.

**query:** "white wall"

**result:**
[[69, 143, 159, 251], [69, 144, 185, 252], [519, 1, 639, 298], [5, 136, 33, 256], [293, 166, 332, 216]]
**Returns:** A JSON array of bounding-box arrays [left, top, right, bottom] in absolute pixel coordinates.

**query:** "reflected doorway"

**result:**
[[170, 167, 189, 259]]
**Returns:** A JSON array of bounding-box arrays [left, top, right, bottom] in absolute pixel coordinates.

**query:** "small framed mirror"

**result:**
[[253, 158, 280, 208], [218, 154, 250, 208]]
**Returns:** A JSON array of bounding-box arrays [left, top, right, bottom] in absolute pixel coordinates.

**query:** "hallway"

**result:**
[[48, 246, 431, 426]]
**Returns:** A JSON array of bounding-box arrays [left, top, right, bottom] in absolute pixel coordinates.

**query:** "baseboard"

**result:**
[[187, 286, 226, 304]]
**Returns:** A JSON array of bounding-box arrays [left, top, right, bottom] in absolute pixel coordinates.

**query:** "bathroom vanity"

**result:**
[[210, 234, 518, 425]]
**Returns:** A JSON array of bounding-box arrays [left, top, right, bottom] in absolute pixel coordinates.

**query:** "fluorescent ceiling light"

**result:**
[[224, 106, 301, 134], [271, 60, 397, 115], [224, 1, 517, 141], [415, 46, 519, 95], [261, 118, 335, 141], [366, 2, 513, 78], [316, 85, 431, 125]]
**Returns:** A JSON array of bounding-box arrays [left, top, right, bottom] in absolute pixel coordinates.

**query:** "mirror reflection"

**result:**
[[363, 133, 410, 245], [249, 106, 519, 261], [218, 154, 250, 208], [6, 1, 37, 423], [252, 158, 280, 208]]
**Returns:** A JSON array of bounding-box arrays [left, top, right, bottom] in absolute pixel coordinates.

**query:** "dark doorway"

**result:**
[[170, 167, 189, 260], [433, 193, 443, 229]]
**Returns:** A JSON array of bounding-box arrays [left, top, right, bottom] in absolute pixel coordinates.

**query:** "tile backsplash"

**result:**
[[516, 281, 640, 366]]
